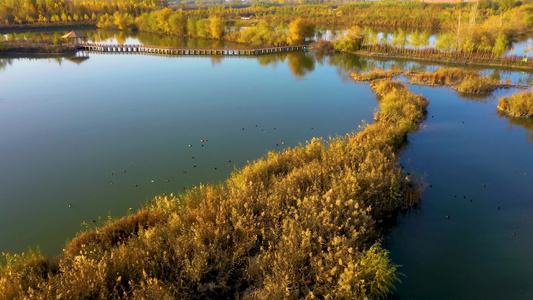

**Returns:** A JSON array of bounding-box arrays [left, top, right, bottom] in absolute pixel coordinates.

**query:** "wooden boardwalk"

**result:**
[[80, 43, 308, 56]]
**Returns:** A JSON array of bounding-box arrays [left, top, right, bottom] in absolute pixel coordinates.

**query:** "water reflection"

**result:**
[[0, 58, 12, 71], [1, 29, 248, 49], [498, 110, 533, 143], [64, 56, 90, 65], [3, 46, 532, 86], [2, 27, 532, 83]]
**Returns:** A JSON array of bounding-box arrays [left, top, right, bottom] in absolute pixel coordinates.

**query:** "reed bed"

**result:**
[[350, 68, 402, 82], [498, 91, 533, 118], [407, 68, 498, 95]]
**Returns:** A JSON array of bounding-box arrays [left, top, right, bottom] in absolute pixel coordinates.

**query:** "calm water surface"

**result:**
[[0, 51, 375, 256], [388, 86, 533, 299], [1, 32, 533, 299]]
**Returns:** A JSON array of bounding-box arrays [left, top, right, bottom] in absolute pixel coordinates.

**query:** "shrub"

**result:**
[[498, 91, 533, 118], [455, 76, 497, 94]]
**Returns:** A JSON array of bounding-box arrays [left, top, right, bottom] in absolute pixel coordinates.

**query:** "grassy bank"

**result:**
[[0, 80, 427, 299], [498, 91, 533, 118]]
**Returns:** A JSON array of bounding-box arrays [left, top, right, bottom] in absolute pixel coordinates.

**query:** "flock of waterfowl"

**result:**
[[68, 124, 318, 216], [433, 163, 528, 238], [65, 117, 527, 240]]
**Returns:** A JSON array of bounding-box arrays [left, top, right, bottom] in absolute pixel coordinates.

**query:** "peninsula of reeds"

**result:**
[[0, 80, 428, 299]]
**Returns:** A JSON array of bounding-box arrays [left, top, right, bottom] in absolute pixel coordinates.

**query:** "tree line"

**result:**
[[332, 3, 532, 59], [96, 8, 315, 46], [1, 0, 529, 30], [0, 0, 164, 26]]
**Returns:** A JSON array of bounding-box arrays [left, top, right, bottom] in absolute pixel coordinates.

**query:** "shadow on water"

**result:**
[[498, 110, 533, 143], [456, 91, 492, 103]]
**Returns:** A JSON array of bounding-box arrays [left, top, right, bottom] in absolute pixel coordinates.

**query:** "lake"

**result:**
[[0, 47, 375, 257], [1, 31, 533, 299]]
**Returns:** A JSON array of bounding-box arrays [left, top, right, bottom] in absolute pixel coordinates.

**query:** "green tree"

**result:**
[[492, 33, 508, 57], [420, 30, 431, 48], [409, 30, 422, 50], [196, 18, 209, 38], [436, 32, 455, 52], [169, 13, 187, 36], [332, 26, 363, 52], [187, 17, 198, 37], [391, 28, 407, 48]]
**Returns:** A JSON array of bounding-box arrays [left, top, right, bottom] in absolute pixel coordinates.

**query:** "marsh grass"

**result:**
[[407, 67, 499, 95], [498, 91, 533, 118], [0, 80, 428, 299], [350, 68, 402, 82]]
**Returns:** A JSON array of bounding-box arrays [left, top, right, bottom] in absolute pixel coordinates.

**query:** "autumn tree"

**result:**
[[169, 13, 187, 36], [332, 26, 363, 52], [391, 28, 407, 49], [187, 17, 198, 36], [209, 16, 225, 39], [287, 17, 315, 45]]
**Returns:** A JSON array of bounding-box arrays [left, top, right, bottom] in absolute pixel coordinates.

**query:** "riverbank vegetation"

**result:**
[[0, 1, 507, 28], [350, 67, 400, 82], [3, 0, 531, 68], [327, 5, 532, 69], [498, 91, 533, 118], [95, 8, 315, 46], [408, 67, 500, 94], [351, 67, 516, 95], [0, 40, 76, 54], [0, 78, 428, 299]]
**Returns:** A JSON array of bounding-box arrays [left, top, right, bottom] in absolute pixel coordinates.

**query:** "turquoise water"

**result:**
[[1, 31, 533, 298]]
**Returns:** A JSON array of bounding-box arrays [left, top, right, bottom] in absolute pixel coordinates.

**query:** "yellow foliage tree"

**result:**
[[287, 17, 315, 45], [209, 16, 224, 39]]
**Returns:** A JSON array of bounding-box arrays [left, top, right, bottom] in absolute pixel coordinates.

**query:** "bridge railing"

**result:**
[[80, 43, 308, 56]]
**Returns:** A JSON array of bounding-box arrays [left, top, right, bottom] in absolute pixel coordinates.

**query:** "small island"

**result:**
[[498, 91, 533, 118]]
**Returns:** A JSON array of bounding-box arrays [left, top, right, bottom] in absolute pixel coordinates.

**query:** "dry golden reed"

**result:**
[[408, 67, 498, 94], [498, 91, 533, 118]]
